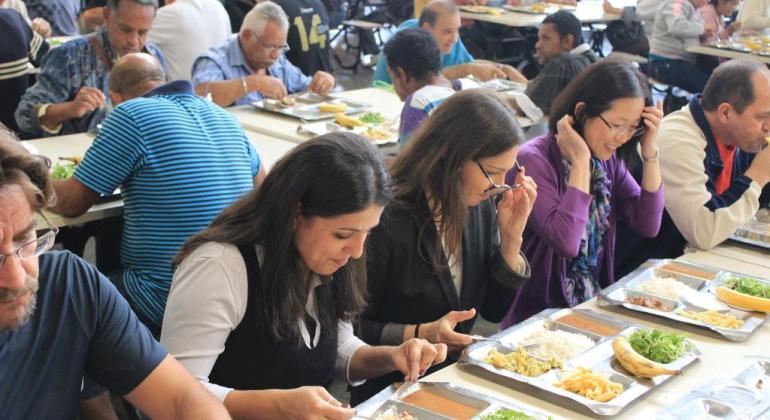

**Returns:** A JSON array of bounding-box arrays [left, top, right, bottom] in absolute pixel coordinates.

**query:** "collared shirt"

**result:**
[[15, 27, 167, 138], [372, 18, 474, 85], [161, 242, 366, 402], [24, 0, 80, 36], [192, 35, 311, 106], [74, 80, 260, 327]]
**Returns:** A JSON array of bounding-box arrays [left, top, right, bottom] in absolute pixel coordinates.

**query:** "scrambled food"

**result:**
[[553, 367, 624, 402], [678, 309, 744, 329], [627, 329, 689, 364], [484, 347, 561, 377]]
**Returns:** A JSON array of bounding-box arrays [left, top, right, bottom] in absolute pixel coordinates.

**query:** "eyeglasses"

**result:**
[[597, 114, 647, 138], [476, 159, 521, 197], [252, 33, 290, 53], [0, 214, 58, 269]]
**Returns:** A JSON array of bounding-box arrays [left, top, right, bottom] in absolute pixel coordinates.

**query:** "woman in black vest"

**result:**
[[161, 133, 447, 418], [351, 90, 537, 404]]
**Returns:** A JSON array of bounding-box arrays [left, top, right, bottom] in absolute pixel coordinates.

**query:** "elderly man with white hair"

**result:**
[[192, 0, 335, 107]]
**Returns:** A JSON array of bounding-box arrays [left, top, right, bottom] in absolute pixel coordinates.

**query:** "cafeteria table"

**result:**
[[686, 45, 770, 65], [227, 87, 536, 145], [458, 1, 618, 28], [25, 130, 297, 228], [413, 244, 770, 419]]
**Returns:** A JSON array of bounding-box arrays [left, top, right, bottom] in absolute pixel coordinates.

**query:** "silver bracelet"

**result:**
[[642, 147, 659, 162], [241, 77, 248, 95]]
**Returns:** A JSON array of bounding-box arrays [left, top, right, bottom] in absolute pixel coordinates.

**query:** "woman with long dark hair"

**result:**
[[501, 59, 665, 327], [352, 89, 537, 403], [160, 133, 447, 419]]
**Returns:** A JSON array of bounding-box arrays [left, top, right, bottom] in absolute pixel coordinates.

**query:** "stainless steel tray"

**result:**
[[354, 382, 552, 419], [459, 308, 701, 416], [657, 356, 770, 419], [252, 92, 371, 121], [503, 4, 558, 14], [731, 209, 770, 249], [297, 119, 399, 146], [598, 259, 767, 341]]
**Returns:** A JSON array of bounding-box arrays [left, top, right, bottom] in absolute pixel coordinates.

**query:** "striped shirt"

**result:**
[[399, 78, 477, 144], [0, 9, 47, 132], [75, 81, 260, 327]]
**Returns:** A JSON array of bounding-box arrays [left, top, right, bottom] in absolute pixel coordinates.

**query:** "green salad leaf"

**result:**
[[359, 112, 385, 124], [727, 276, 770, 299], [628, 329, 689, 364], [481, 408, 541, 420], [51, 163, 77, 180]]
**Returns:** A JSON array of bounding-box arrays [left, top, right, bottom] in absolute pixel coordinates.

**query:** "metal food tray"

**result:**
[[597, 259, 767, 341], [354, 382, 552, 419], [458, 5, 507, 14], [477, 78, 527, 93], [503, 4, 558, 14], [252, 92, 371, 121], [731, 209, 770, 249], [297, 120, 399, 146], [657, 356, 770, 419], [459, 308, 701, 416]]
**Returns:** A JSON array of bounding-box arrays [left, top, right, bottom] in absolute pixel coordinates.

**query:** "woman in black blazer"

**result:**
[[352, 90, 538, 404]]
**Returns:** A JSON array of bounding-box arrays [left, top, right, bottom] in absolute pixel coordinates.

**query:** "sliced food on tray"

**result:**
[[553, 367, 624, 402], [716, 275, 770, 312], [678, 309, 744, 329]]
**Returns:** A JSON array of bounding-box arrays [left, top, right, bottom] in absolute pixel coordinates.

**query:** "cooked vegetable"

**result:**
[[481, 408, 541, 420], [627, 329, 689, 364], [52, 163, 77, 180], [726, 276, 770, 299], [484, 347, 561, 377], [359, 112, 385, 124]]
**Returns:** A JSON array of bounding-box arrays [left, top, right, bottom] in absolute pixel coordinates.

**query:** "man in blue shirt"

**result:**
[[372, 0, 527, 85], [15, 0, 167, 138], [0, 132, 230, 419], [50, 53, 265, 335], [192, 1, 336, 107]]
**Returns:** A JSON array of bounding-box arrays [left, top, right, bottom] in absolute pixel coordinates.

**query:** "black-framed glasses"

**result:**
[[476, 160, 521, 197], [0, 213, 58, 269], [597, 114, 647, 138]]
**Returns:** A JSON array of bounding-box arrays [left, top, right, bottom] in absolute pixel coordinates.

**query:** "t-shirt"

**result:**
[[273, 0, 333, 75], [0, 251, 167, 420], [0, 9, 48, 133], [24, 0, 80, 36], [372, 18, 474, 84], [75, 80, 261, 327], [148, 0, 231, 81], [399, 78, 477, 143]]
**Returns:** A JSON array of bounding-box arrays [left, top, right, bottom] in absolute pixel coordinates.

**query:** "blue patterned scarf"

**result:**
[[562, 157, 612, 306]]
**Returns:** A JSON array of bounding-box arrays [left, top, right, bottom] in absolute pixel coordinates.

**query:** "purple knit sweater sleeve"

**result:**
[[518, 136, 592, 258], [613, 162, 665, 238]]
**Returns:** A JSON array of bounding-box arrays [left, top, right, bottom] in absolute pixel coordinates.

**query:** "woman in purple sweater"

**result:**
[[502, 59, 665, 327]]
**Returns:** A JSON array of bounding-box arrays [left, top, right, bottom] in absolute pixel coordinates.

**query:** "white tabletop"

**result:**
[[421, 244, 770, 419], [27, 130, 297, 228], [459, 2, 618, 27], [686, 45, 770, 64]]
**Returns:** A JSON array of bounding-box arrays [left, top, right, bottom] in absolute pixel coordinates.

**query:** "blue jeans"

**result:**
[[648, 58, 709, 94]]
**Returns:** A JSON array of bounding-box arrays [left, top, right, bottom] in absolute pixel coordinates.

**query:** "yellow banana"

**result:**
[[334, 113, 365, 128], [612, 337, 681, 378], [716, 286, 770, 312], [318, 102, 348, 113]]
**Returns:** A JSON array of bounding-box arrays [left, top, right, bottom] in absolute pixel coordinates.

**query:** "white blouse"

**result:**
[[160, 242, 366, 402]]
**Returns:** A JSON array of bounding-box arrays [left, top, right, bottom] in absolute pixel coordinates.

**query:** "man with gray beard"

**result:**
[[0, 127, 230, 419]]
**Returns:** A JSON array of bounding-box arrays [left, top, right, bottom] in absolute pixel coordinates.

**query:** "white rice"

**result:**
[[639, 275, 696, 300], [519, 329, 595, 361]]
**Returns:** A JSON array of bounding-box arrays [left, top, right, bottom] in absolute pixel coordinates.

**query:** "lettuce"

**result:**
[[628, 329, 688, 364]]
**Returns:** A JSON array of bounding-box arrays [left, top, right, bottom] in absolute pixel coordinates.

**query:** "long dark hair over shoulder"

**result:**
[[175, 132, 392, 341]]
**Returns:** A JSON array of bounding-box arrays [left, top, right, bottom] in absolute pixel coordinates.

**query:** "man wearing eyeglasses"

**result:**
[[192, 1, 335, 107], [0, 130, 230, 419]]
